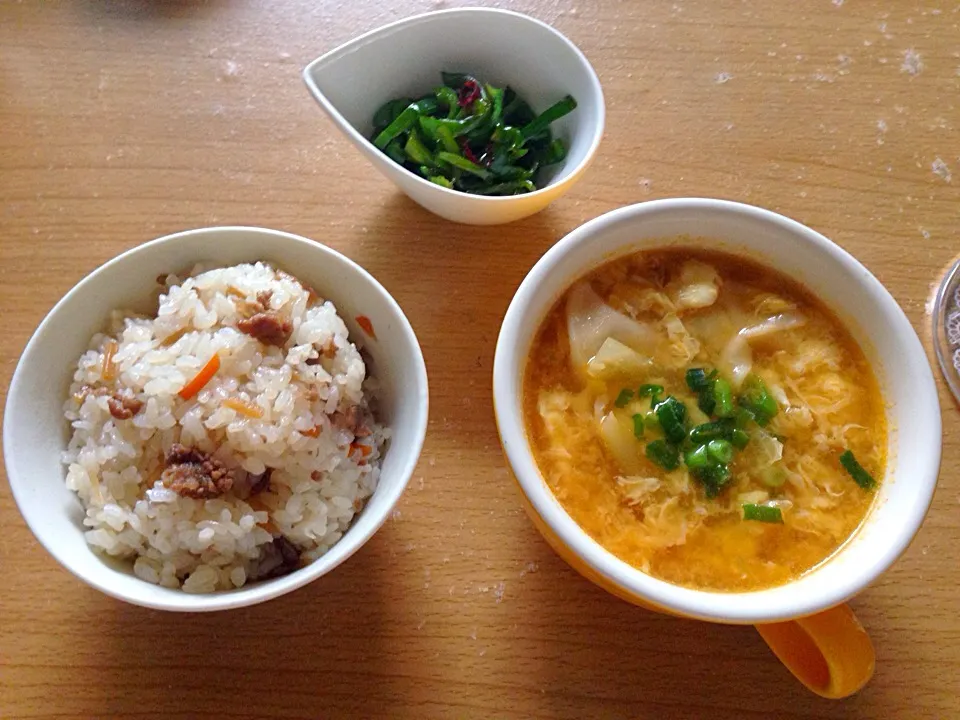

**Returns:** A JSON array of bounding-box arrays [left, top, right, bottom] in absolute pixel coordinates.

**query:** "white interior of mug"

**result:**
[[493, 198, 941, 624]]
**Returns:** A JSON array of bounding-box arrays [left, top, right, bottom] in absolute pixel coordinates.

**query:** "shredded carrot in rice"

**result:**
[[222, 397, 263, 418], [101, 340, 118, 381], [301, 425, 321, 438], [177, 353, 220, 400], [350, 442, 373, 458], [246, 496, 268, 513], [159, 327, 190, 347]]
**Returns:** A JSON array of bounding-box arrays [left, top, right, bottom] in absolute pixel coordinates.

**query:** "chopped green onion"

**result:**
[[707, 439, 734, 464], [646, 439, 680, 471], [689, 419, 734, 444], [692, 463, 731, 498], [684, 444, 710, 469], [734, 407, 755, 429], [742, 503, 784, 523], [685, 368, 714, 392], [654, 396, 687, 444], [713, 378, 734, 418], [614, 389, 634, 408], [632, 413, 645, 439], [730, 428, 750, 450], [738, 375, 778, 426], [760, 465, 787, 488], [839, 450, 877, 490], [637, 384, 664, 401], [643, 412, 660, 430]]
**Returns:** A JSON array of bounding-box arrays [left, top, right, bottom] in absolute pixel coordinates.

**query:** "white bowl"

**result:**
[[4, 227, 429, 612], [494, 198, 941, 623], [302, 7, 604, 226]]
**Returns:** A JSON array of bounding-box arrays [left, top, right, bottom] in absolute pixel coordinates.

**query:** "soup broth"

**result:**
[[523, 249, 886, 591]]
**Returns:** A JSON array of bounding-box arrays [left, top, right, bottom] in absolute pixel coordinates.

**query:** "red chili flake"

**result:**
[[355, 315, 377, 340], [461, 141, 479, 164], [457, 79, 481, 107]]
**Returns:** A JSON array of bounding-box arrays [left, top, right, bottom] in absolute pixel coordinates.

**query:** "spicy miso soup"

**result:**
[[523, 249, 886, 591]]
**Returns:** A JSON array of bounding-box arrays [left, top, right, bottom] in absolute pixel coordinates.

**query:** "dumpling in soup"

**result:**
[[523, 249, 886, 591]]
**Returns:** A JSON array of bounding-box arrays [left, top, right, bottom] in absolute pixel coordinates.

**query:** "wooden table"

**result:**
[[2, 1, 958, 717]]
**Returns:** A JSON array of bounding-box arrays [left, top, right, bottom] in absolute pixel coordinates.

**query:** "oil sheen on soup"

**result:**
[[523, 249, 886, 591]]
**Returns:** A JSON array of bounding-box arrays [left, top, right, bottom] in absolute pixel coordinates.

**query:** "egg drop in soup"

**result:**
[[523, 249, 886, 591]]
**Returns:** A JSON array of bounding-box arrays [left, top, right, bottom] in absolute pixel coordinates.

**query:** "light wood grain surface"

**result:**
[[2, 1, 958, 718]]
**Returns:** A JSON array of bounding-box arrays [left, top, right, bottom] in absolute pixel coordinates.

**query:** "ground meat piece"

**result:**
[[237, 311, 292, 347], [107, 391, 144, 420], [320, 338, 338, 358], [332, 405, 371, 437], [161, 444, 234, 499], [249, 468, 272, 496], [255, 290, 273, 310], [253, 536, 302, 580]]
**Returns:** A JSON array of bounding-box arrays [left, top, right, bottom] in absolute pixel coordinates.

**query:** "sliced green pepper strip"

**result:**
[[521, 95, 578, 139], [473, 180, 537, 195], [436, 151, 492, 180], [434, 85, 459, 117], [404, 131, 435, 166], [373, 104, 420, 149], [428, 175, 453, 188], [540, 138, 567, 166], [372, 97, 413, 134], [384, 138, 406, 165]]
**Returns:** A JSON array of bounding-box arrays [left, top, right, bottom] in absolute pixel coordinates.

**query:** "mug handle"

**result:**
[[755, 603, 875, 699]]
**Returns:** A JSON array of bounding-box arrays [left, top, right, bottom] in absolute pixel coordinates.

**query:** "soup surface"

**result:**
[[523, 248, 886, 591]]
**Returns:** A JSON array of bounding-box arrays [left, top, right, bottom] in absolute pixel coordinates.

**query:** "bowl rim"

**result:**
[[301, 6, 606, 205], [4, 225, 430, 612], [492, 198, 942, 624]]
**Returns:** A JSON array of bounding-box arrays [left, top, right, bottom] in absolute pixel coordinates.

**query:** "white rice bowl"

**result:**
[[61, 262, 388, 593]]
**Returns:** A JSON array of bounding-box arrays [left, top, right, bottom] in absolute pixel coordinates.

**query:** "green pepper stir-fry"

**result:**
[[370, 72, 577, 196]]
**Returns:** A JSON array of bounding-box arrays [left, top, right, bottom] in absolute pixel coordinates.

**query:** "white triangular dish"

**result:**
[[303, 8, 604, 225]]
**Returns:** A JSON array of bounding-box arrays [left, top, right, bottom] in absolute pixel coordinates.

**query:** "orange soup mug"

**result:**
[[493, 199, 942, 698]]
